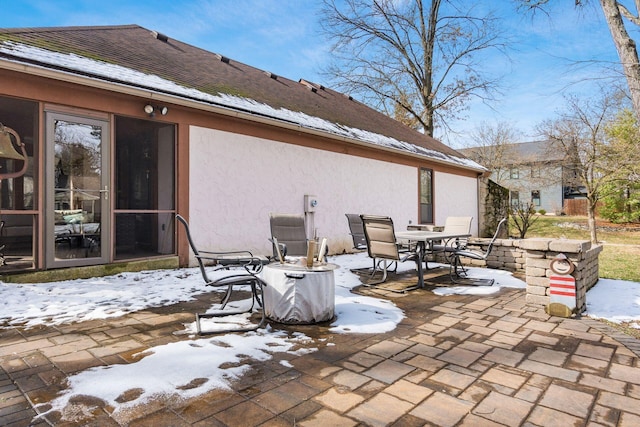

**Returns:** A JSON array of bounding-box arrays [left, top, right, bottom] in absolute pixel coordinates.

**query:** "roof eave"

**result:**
[[0, 57, 485, 174]]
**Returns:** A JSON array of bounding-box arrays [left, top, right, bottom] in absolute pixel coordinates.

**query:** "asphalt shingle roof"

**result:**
[[460, 140, 567, 166], [0, 24, 476, 167]]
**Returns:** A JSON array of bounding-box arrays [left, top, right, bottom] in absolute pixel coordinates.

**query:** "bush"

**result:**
[[538, 209, 546, 215], [510, 202, 539, 238]]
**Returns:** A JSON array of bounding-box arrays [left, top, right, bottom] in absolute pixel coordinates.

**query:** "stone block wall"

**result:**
[[438, 237, 602, 313], [456, 238, 526, 271], [518, 238, 602, 313]]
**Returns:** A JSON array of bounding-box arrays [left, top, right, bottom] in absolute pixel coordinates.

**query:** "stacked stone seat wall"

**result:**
[[434, 237, 602, 313]]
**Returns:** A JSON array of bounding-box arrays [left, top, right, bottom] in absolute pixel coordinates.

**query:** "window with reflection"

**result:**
[[532, 190, 541, 206], [511, 190, 520, 206], [419, 168, 433, 224], [48, 114, 106, 264]]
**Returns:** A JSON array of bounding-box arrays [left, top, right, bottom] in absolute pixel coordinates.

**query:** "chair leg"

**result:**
[[449, 256, 494, 286], [362, 260, 417, 293], [364, 259, 390, 286], [350, 256, 381, 276], [251, 281, 263, 308], [352, 256, 400, 278], [219, 285, 233, 309], [449, 254, 462, 282], [196, 278, 266, 335]]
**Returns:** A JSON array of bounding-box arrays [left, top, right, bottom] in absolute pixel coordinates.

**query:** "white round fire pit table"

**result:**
[[261, 262, 338, 324]]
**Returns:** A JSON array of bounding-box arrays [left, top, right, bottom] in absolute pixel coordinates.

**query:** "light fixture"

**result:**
[[143, 104, 168, 117]]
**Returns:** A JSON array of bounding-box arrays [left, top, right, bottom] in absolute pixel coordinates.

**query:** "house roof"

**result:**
[[0, 24, 483, 172], [460, 140, 567, 167], [505, 140, 567, 163]]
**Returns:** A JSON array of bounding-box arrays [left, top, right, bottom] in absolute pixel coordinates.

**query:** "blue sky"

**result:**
[[0, 0, 629, 147]]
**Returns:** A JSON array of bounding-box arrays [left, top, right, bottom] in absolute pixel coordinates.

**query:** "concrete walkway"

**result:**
[[2, 276, 640, 426]]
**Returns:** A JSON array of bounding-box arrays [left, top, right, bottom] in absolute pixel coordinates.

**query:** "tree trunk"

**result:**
[[422, 0, 440, 137], [599, 0, 640, 122], [587, 199, 599, 244]]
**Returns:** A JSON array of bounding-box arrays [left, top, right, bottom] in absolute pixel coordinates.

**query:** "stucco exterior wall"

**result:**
[[433, 172, 479, 236], [189, 126, 415, 256], [189, 126, 479, 258]]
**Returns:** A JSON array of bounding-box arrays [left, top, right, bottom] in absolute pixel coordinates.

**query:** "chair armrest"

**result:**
[[198, 250, 269, 272], [268, 238, 288, 259], [445, 237, 467, 249]]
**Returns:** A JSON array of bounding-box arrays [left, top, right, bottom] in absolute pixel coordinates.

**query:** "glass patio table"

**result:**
[[395, 230, 471, 288]]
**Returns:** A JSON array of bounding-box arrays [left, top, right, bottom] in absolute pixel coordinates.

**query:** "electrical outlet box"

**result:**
[[304, 195, 318, 212]]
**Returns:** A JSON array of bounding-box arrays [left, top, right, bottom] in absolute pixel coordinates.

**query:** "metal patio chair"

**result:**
[[431, 216, 473, 261], [345, 213, 367, 250], [176, 214, 269, 334], [269, 213, 308, 259], [360, 215, 419, 292], [449, 218, 507, 286], [345, 213, 380, 276]]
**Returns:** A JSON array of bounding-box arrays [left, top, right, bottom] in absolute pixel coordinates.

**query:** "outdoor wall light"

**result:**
[[144, 104, 169, 117]]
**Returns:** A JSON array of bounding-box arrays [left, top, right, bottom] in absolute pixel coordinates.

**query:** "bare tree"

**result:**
[[537, 89, 626, 243], [320, 0, 509, 137], [510, 201, 540, 238], [462, 121, 521, 184], [518, 0, 640, 122]]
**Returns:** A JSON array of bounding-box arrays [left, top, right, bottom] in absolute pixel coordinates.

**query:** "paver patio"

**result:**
[[2, 270, 640, 426]]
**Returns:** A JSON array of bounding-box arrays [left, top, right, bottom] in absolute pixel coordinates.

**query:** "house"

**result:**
[[460, 140, 583, 215], [0, 25, 485, 273]]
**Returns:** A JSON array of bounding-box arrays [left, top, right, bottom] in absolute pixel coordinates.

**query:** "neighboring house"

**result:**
[[460, 140, 583, 215], [0, 25, 485, 273]]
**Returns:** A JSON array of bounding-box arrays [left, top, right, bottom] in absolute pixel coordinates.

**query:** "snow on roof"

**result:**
[[0, 40, 485, 171]]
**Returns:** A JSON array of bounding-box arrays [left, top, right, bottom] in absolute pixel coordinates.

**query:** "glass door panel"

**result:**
[[46, 113, 109, 267]]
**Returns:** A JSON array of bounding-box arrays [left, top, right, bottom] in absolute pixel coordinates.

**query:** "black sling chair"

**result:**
[[176, 214, 268, 334]]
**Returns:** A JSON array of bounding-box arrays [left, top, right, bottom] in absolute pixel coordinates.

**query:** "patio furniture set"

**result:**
[[176, 213, 505, 335]]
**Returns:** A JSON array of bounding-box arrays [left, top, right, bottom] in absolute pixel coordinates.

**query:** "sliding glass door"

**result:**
[[45, 113, 109, 268]]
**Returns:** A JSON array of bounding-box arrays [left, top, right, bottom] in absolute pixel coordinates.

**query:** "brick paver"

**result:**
[[436, 346, 484, 367], [330, 368, 371, 389], [347, 393, 413, 426], [527, 405, 585, 426], [609, 362, 640, 385], [410, 391, 474, 426], [313, 387, 364, 412], [473, 391, 533, 425], [483, 346, 526, 367], [383, 378, 433, 404], [538, 383, 595, 418]]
